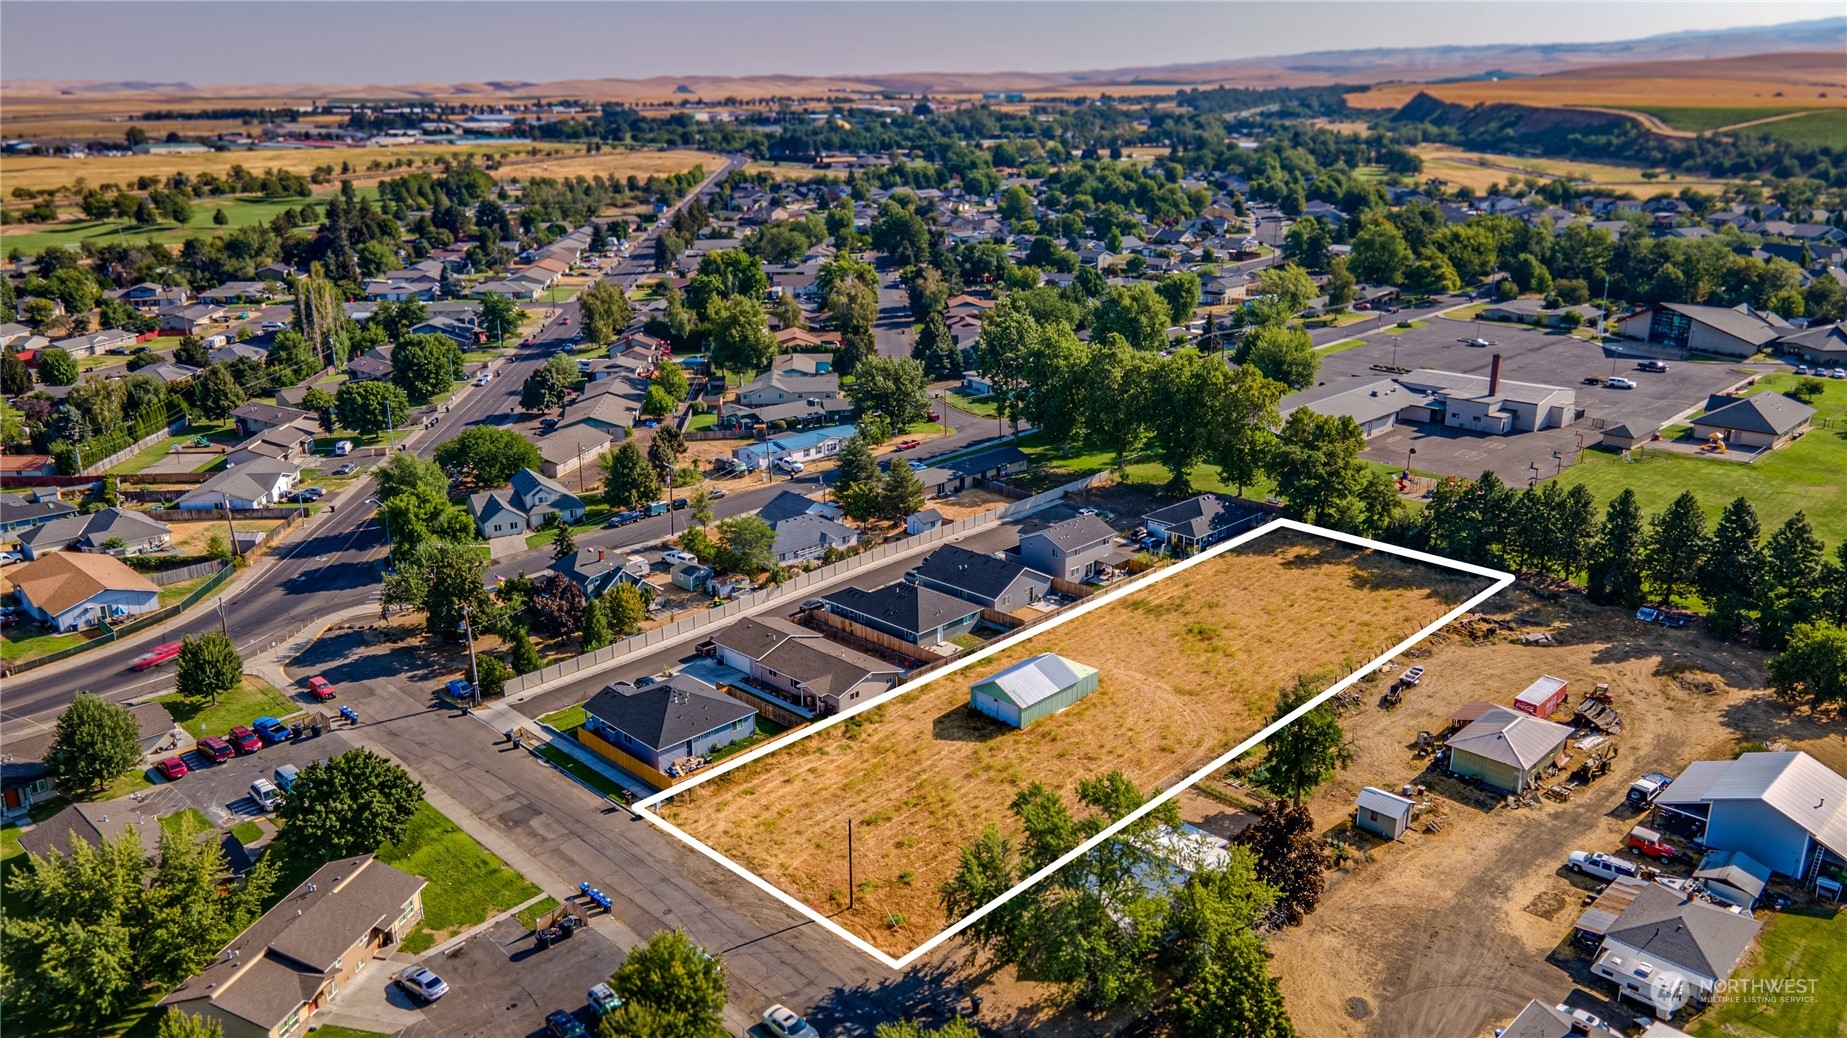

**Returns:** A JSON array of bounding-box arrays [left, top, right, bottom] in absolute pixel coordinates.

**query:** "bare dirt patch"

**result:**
[[1263, 583, 1840, 1038], [657, 529, 1490, 955], [166, 518, 282, 555]]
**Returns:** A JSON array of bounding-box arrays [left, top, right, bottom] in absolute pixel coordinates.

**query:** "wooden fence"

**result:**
[[806, 609, 938, 664], [575, 726, 674, 790], [717, 682, 813, 730]]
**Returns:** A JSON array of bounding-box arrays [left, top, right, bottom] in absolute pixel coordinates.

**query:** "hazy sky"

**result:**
[[2, 1, 1838, 84]]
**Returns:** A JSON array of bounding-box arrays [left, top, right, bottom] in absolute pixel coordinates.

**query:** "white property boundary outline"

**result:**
[[633, 518, 1514, 969]]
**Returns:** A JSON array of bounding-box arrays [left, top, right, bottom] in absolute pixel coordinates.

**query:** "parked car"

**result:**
[[131, 641, 185, 671], [1568, 850, 1641, 882], [662, 549, 699, 565], [305, 675, 337, 701], [259, 321, 286, 332], [1626, 771, 1674, 807], [588, 983, 623, 1017], [1832, 368, 1847, 380], [1636, 360, 1670, 372], [1626, 825, 1676, 859], [762, 1005, 818, 1038], [252, 716, 290, 743], [274, 763, 303, 794], [0, 550, 21, 565], [605, 509, 645, 527], [249, 778, 285, 812], [926, 409, 940, 422], [154, 757, 189, 781], [893, 439, 922, 451], [1795, 364, 1813, 375], [545, 1010, 588, 1038], [197, 736, 235, 763], [774, 457, 805, 474], [1605, 377, 1637, 390], [333, 462, 358, 476], [333, 440, 354, 456], [228, 726, 262, 754], [396, 966, 450, 1003]]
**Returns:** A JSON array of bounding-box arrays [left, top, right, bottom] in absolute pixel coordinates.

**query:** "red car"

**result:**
[[131, 641, 184, 671], [228, 726, 261, 754], [154, 757, 188, 781], [926, 410, 940, 422], [306, 675, 338, 701], [893, 439, 922, 451], [198, 736, 235, 763]]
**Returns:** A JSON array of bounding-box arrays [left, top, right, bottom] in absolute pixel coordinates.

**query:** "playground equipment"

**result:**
[[1701, 432, 1727, 454]]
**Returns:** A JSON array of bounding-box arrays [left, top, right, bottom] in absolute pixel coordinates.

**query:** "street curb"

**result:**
[[420, 890, 556, 959]]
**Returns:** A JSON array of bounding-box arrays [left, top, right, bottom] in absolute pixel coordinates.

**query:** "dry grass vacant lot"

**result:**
[[1257, 584, 1847, 1038], [659, 529, 1490, 954]]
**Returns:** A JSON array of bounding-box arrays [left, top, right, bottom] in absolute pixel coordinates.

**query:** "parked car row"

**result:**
[[1793, 364, 1847, 379]]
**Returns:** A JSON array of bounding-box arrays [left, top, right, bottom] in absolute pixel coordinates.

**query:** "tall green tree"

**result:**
[[175, 632, 242, 703], [878, 461, 926, 522], [1767, 621, 1847, 712], [607, 583, 647, 636], [190, 363, 247, 421], [434, 425, 541, 488], [716, 514, 776, 574], [602, 441, 663, 509], [1082, 335, 1154, 472], [45, 693, 143, 794], [831, 432, 881, 498], [1698, 497, 1763, 637], [1235, 323, 1319, 391], [1156, 271, 1201, 325], [1758, 511, 1829, 649], [686, 250, 767, 318], [704, 294, 777, 374], [1018, 325, 1090, 454], [37, 346, 80, 386], [1585, 489, 1647, 606], [374, 451, 450, 503], [603, 930, 729, 1038], [580, 596, 612, 651], [580, 280, 636, 341], [1268, 409, 1370, 529], [390, 333, 464, 402], [276, 748, 424, 865], [1091, 283, 1171, 352], [477, 292, 521, 344], [380, 538, 495, 635], [334, 380, 410, 436], [1641, 490, 1708, 606], [2, 831, 148, 1026], [911, 309, 961, 379], [848, 356, 931, 429], [1254, 675, 1353, 807]]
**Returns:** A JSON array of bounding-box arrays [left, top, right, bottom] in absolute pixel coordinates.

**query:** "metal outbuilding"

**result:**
[[970, 653, 1100, 729], [1355, 786, 1417, 840], [1514, 675, 1569, 718]]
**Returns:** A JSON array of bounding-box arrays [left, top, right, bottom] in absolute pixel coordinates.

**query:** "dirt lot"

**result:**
[[1259, 583, 1845, 1038], [166, 518, 283, 555], [658, 528, 1492, 955]]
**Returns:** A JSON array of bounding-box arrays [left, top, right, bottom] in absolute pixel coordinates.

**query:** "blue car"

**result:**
[[545, 1010, 588, 1038], [252, 716, 290, 744]]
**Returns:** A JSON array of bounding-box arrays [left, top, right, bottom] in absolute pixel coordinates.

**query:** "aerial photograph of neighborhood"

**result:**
[[1, 2, 1844, 1037]]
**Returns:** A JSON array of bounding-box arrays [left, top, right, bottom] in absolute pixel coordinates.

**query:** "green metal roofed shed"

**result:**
[[970, 653, 1100, 729]]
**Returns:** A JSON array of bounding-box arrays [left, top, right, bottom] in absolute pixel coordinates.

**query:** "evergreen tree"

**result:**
[[831, 432, 880, 499], [508, 628, 543, 675], [878, 461, 926, 522], [1698, 497, 1762, 638], [1642, 491, 1708, 606], [580, 597, 612, 651], [1757, 511, 1828, 649], [911, 309, 961, 379], [1587, 489, 1647, 607], [602, 441, 663, 509], [551, 522, 579, 561]]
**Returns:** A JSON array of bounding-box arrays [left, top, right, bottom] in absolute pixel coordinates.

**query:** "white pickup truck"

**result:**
[[1568, 850, 1639, 882]]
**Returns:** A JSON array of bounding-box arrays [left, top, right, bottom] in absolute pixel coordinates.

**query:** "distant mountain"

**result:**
[[5, 16, 1842, 101]]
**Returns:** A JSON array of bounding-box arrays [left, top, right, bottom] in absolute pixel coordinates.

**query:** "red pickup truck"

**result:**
[[131, 642, 184, 671]]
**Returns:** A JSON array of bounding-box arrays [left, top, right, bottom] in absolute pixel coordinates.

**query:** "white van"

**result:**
[[333, 440, 354, 457]]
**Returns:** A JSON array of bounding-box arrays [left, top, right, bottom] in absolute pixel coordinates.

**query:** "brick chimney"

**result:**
[[1488, 353, 1502, 396]]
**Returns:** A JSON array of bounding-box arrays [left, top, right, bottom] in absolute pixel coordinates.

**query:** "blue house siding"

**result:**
[[584, 714, 755, 771], [1706, 801, 1814, 878]]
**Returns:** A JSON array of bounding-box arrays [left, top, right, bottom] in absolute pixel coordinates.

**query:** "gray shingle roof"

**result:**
[[1024, 514, 1116, 552], [823, 582, 980, 636], [584, 675, 755, 752], [913, 544, 1047, 601], [1693, 393, 1816, 437], [1604, 883, 1761, 981]]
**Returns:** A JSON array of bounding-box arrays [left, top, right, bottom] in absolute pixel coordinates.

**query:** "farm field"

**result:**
[[1413, 146, 1732, 195], [1554, 373, 1847, 546], [1623, 105, 1814, 133], [1735, 109, 1847, 147], [1260, 582, 1845, 1038], [0, 193, 361, 256], [1346, 51, 1847, 113], [655, 528, 1494, 955]]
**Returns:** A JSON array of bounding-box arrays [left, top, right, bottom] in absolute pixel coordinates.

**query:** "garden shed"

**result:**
[[1513, 675, 1569, 718], [969, 653, 1099, 729], [1355, 786, 1417, 840]]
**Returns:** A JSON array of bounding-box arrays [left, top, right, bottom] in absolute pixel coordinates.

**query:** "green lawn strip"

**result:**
[[1687, 904, 1847, 1038], [535, 743, 630, 799], [705, 716, 790, 764], [0, 194, 338, 256], [688, 412, 717, 431], [948, 389, 1000, 418], [156, 677, 298, 739], [159, 807, 213, 836], [109, 432, 196, 476], [902, 420, 951, 437], [1381, 320, 1431, 334], [1437, 304, 1487, 321], [1554, 374, 1847, 545], [1318, 338, 1367, 354], [229, 820, 265, 845], [516, 895, 563, 931], [524, 502, 614, 548], [538, 703, 587, 732], [0, 626, 95, 664], [378, 801, 542, 955], [158, 574, 216, 607]]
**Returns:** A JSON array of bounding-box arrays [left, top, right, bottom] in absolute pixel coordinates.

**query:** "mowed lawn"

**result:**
[[156, 678, 297, 739], [1688, 904, 1847, 1038], [1554, 374, 1847, 545], [378, 802, 542, 953], [659, 529, 1490, 955]]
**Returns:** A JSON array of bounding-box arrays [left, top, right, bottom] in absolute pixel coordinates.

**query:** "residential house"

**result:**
[[1142, 494, 1259, 551], [137, 361, 203, 386], [1689, 392, 1815, 451], [50, 328, 137, 357], [731, 424, 855, 472], [158, 303, 226, 334], [719, 395, 855, 430], [158, 854, 427, 1038], [1019, 514, 1120, 581], [1616, 302, 1789, 358], [121, 282, 190, 311], [821, 582, 982, 646], [233, 402, 316, 438], [467, 468, 585, 538], [1445, 705, 1574, 794], [8, 551, 162, 631], [561, 384, 645, 437], [770, 513, 859, 564], [1588, 883, 1762, 1018], [738, 356, 839, 407], [199, 281, 278, 305], [410, 315, 481, 347], [549, 548, 650, 598], [537, 425, 615, 482], [18, 507, 172, 559], [910, 544, 1052, 611], [0, 489, 77, 535], [755, 490, 842, 527], [1499, 1000, 1618, 1038], [582, 675, 758, 772], [176, 458, 300, 510], [1652, 751, 1847, 881], [210, 341, 270, 365], [2, 703, 178, 824], [471, 276, 547, 300], [711, 616, 900, 714], [925, 445, 1028, 494]]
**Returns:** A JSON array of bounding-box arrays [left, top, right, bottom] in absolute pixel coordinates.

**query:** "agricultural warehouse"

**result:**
[[1446, 705, 1574, 794], [582, 675, 758, 773], [969, 653, 1100, 729], [1651, 750, 1847, 881]]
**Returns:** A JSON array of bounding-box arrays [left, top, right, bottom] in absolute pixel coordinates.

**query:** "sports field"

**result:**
[[654, 527, 1496, 956]]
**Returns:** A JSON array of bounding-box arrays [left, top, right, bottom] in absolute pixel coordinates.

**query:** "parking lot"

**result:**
[[1299, 320, 1769, 482], [156, 724, 358, 827], [403, 913, 630, 1038]]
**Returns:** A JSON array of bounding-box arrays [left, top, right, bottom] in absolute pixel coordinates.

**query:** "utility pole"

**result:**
[[224, 492, 241, 559], [462, 603, 481, 708]]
